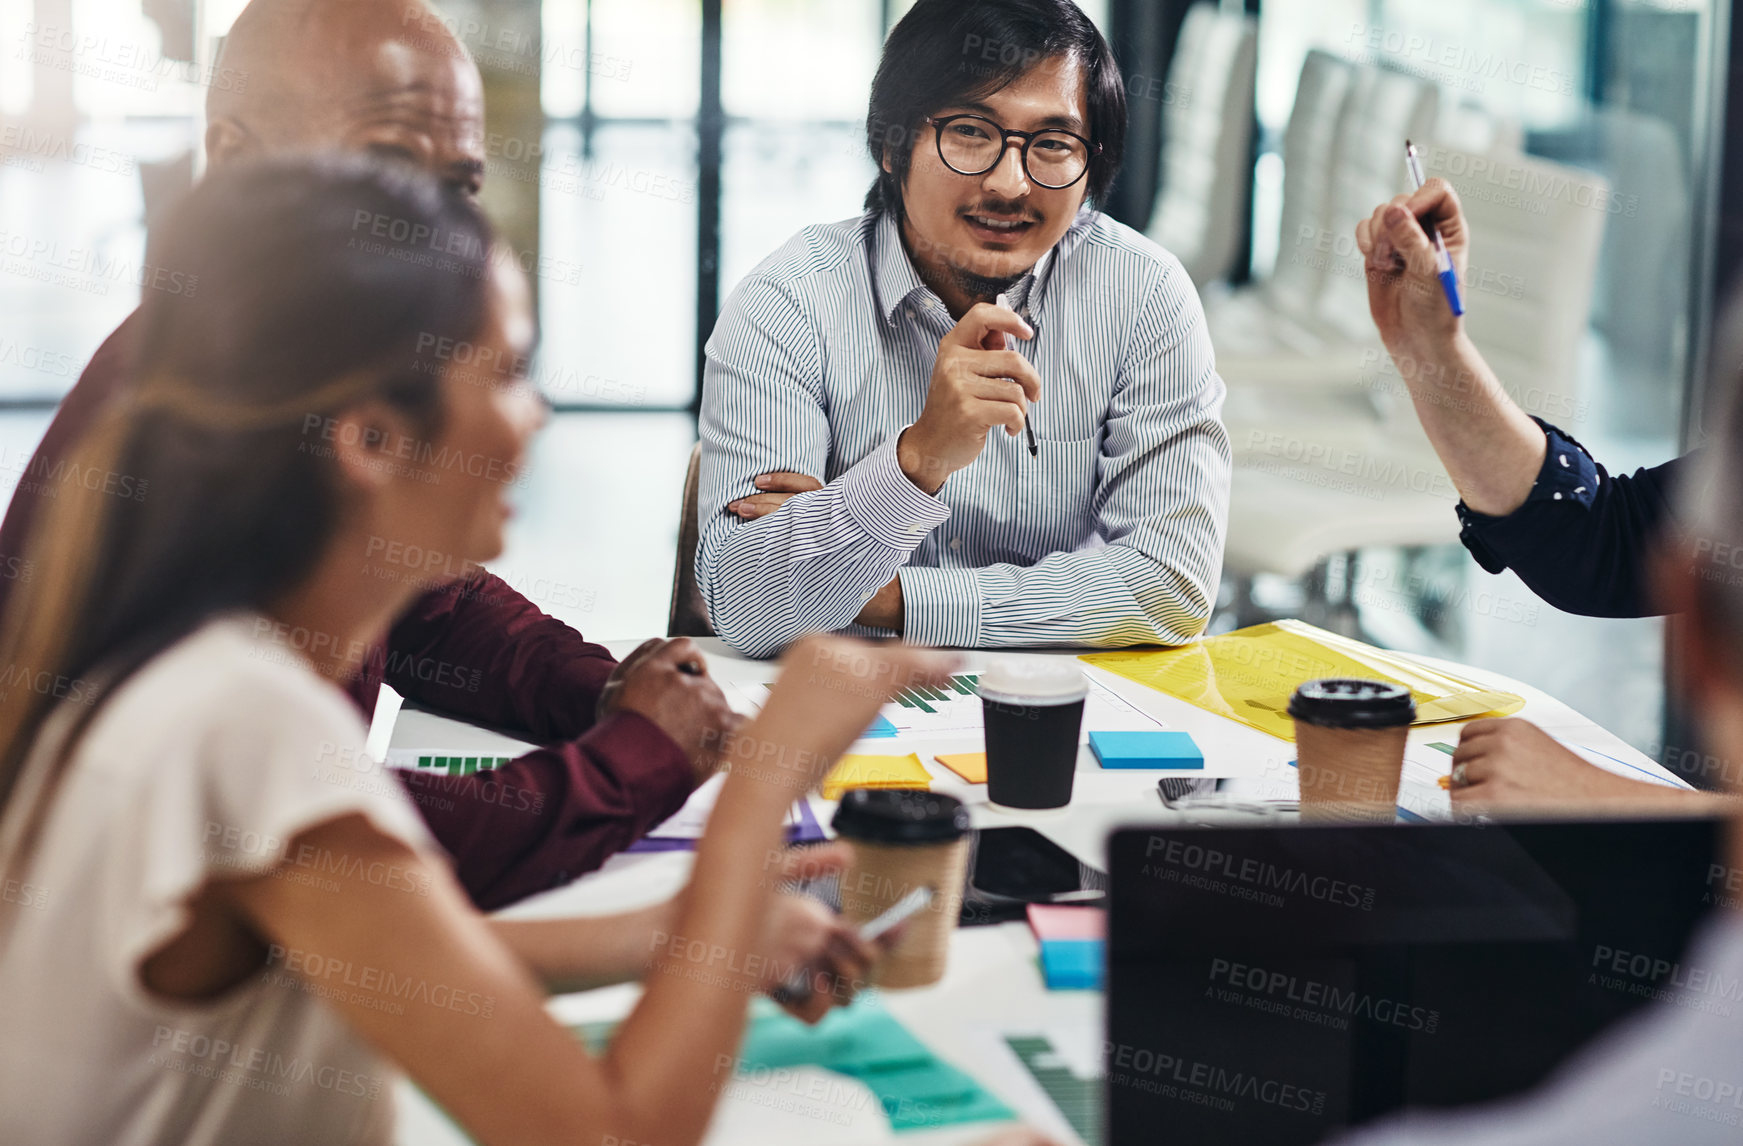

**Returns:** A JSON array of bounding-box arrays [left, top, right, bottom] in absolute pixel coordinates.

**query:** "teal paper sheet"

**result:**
[[579, 997, 1013, 1133]]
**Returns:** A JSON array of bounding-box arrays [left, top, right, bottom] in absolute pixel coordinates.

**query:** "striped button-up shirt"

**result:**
[[697, 207, 1230, 659]]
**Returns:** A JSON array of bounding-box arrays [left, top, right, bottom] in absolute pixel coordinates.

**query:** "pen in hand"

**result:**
[[995, 291, 1038, 458], [1403, 140, 1465, 317]]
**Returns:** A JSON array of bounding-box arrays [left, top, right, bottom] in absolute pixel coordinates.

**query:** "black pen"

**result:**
[[996, 291, 1037, 457]]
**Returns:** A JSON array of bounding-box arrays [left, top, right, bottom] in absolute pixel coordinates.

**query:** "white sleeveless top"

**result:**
[[0, 614, 437, 1146]]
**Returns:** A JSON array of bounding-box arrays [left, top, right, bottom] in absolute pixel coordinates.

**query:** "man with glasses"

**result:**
[[697, 0, 1231, 657]]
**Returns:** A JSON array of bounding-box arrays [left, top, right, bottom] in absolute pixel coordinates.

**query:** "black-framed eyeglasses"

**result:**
[[925, 114, 1100, 190]]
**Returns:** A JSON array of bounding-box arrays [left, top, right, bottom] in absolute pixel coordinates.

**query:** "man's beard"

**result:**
[[947, 263, 1025, 305]]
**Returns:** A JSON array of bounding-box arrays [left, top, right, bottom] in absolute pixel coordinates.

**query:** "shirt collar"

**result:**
[[871, 209, 930, 324], [868, 207, 1089, 330]]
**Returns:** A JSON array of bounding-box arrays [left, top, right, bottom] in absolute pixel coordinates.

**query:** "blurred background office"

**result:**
[[0, 0, 1731, 774]]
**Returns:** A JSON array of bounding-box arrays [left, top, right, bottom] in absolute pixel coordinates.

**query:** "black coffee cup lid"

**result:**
[[831, 789, 970, 844], [1287, 678, 1416, 729]]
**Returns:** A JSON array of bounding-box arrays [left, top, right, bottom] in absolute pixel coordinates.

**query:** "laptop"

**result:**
[[1106, 819, 1724, 1145]]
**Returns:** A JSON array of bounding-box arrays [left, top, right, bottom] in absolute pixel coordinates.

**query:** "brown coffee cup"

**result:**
[[830, 789, 970, 988], [1288, 679, 1416, 823]]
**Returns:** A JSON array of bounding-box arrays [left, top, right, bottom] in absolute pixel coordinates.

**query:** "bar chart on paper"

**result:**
[[384, 750, 515, 776], [1004, 1033, 1102, 1146], [732, 672, 1169, 747]]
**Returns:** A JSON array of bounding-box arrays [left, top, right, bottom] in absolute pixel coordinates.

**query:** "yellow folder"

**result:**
[[1080, 619, 1524, 741]]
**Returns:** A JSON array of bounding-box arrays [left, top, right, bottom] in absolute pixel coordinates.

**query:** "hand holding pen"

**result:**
[[895, 301, 1040, 493], [1404, 141, 1464, 317], [1354, 151, 1471, 350]]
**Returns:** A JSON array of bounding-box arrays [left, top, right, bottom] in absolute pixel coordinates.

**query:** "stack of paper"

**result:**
[[1080, 619, 1524, 741], [629, 773, 826, 851]]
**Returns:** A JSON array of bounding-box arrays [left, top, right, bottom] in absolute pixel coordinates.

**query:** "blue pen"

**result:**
[[1404, 140, 1465, 317]]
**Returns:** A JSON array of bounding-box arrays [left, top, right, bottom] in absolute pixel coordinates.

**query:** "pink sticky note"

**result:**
[[1027, 904, 1106, 942]]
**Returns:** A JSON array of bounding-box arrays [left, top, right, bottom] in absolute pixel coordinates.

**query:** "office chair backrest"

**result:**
[[667, 441, 714, 638], [1145, 3, 1258, 288], [1313, 64, 1442, 343], [1266, 49, 1356, 320], [1420, 144, 1609, 428]]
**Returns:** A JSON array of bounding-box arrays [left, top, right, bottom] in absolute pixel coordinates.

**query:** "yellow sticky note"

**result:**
[[821, 753, 931, 801], [933, 752, 987, 784]]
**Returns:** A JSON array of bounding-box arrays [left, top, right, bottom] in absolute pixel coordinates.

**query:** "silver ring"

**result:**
[[1450, 762, 1468, 788]]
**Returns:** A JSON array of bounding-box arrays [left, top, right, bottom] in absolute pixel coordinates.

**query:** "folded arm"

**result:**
[[697, 276, 948, 658], [383, 590, 735, 911], [382, 572, 616, 743]]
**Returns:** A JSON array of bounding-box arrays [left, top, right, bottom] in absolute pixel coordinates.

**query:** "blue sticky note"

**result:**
[[860, 714, 899, 739], [1089, 730, 1203, 770], [1039, 939, 1104, 989]]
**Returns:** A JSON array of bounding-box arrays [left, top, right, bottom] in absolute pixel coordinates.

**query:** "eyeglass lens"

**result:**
[[936, 118, 1089, 188]]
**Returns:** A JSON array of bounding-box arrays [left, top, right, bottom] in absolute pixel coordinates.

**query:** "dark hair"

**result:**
[[0, 153, 494, 857], [864, 0, 1126, 218]]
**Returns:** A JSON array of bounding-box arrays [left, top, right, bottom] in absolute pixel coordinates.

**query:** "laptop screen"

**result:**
[[1106, 819, 1724, 1145]]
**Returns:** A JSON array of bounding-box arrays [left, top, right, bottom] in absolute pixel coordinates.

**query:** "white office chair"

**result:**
[[1223, 147, 1610, 593], [1311, 66, 1442, 345], [1210, 59, 1440, 402], [1425, 145, 1609, 424], [1145, 3, 1257, 289], [1203, 49, 1354, 357]]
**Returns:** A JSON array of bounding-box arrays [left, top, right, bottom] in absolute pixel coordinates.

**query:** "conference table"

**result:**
[[391, 636, 1687, 1146]]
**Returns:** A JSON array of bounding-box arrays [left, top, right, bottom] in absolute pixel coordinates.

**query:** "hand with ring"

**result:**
[[1441, 718, 1717, 814]]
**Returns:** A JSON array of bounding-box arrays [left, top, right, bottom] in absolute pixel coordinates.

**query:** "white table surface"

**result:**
[[392, 637, 1684, 1146]]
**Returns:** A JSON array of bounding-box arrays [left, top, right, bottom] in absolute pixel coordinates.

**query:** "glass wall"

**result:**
[[0, 0, 1119, 404]]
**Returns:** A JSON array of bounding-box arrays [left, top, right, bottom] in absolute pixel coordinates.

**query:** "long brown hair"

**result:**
[[0, 154, 495, 868]]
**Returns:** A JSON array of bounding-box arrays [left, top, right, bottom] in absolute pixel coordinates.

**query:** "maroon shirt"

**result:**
[[0, 315, 695, 910]]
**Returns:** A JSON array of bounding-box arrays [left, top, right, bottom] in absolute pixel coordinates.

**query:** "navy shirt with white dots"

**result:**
[[1455, 418, 1689, 618]]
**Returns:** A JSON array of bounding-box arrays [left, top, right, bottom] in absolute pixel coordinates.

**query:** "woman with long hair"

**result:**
[[0, 154, 969, 1145]]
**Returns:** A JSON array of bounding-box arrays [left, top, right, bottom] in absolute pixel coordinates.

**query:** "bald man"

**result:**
[[0, 0, 734, 911], [204, 0, 486, 192]]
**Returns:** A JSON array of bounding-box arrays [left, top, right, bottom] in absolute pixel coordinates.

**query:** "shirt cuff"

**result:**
[[1456, 419, 1600, 574], [587, 709, 697, 826], [899, 566, 983, 648], [838, 433, 952, 551]]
